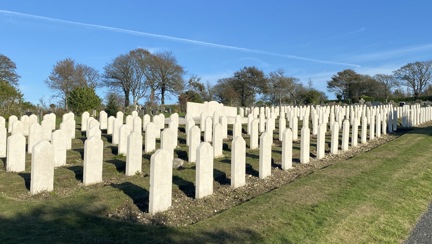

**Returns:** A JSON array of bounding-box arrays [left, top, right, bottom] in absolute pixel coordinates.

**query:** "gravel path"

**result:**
[[406, 203, 432, 243]]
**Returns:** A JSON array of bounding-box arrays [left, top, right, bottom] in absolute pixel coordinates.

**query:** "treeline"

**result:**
[[1, 49, 432, 117]]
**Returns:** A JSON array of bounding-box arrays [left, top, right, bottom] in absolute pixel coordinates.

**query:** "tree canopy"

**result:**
[[393, 60, 432, 99], [46, 58, 100, 110], [67, 87, 102, 115], [0, 54, 20, 87]]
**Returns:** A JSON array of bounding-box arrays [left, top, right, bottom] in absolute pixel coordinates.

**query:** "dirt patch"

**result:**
[[109, 133, 400, 227]]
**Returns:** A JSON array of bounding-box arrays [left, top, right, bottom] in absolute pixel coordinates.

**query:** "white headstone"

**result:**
[[20, 115, 30, 136], [125, 115, 133, 130], [41, 119, 52, 141], [316, 123, 326, 160], [0, 126, 6, 157], [204, 117, 212, 142], [126, 132, 143, 176], [6, 133, 26, 172], [99, 111, 108, 130], [331, 122, 339, 154], [186, 118, 195, 146], [132, 116, 142, 133], [142, 114, 151, 132], [259, 132, 272, 179], [300, 125, 310, 164], [144, 122, 157, 153], [81, 111, 90, 132], [361, 116, 368, 144], [250, 119, 259, 150], [83, 136, 104, 186], [52, 129, 67, 167], [107, 116, 115, 135], [118, 125, 131, 155], [149, 149, 173, 215], [8, 115, 18, 133], [112, 117, 122, 145], [341, 119, 350, 151], [116, 111, 124, 123], [30, 141, 54, 195], [282, 128, 293, 170], [195, 142, 214, 199], [11, 120, 24, 135], [220, 116, 228, 139], [231, 136, 246, 188], [213, 123, 223, 158], [188, 126, 201, 163]]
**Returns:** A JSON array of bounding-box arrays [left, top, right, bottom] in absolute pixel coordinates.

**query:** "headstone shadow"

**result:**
[[172, 175, 195, 198], [214, 168, 230, 185], [246, 163, 259, 177], [66, 165, 83, 182], [110, 182, 149, 212], [105, 159, 125, 173], [18, 172, 30, 190]]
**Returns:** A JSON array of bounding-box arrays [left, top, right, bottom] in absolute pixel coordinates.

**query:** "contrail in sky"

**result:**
[[0, 9, 360, 67]]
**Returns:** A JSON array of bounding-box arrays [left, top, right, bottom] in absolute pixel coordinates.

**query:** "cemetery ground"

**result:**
[[1, 117, 432, 243]]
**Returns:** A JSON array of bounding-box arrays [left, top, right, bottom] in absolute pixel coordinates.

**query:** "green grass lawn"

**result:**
[[0, 121, 432, 243]]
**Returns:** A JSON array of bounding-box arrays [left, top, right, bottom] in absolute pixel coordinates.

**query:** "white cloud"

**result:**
[[0, 9, 360, 68], [352, 43, 432, 62]]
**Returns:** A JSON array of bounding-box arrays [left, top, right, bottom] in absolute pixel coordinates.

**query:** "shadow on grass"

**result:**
[[66, 165, 83, 182], [0, 199, 263, 242], [214, 168, 230, 185], [174, 148, 188, 161], [105, 159, 125, 174], [111, 182, 149, 212], [246, 163, 259, 177], [0, 157, 5, 170], [18, 172, 30, 190], [173, 175, 195, 198]]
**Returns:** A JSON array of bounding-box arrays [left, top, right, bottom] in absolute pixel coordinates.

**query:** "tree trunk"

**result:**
[[161, 84, 166, 105]]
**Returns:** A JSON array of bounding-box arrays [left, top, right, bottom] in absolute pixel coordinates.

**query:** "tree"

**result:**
[[103, 48, 153, 108], [373, 74, 398, 102], [104, 92, 122, 117], [46, 58, 100, 110], [393, 60, 432, 100], [0, 54, 20, 87], [67, 87, 101, 115], [0, 81, 24, 117], [265, 69, 300, 105], [212, 78, 240, 106], [149, 51, 185, 105], [327, 69, 383, 103], [231, 66, 267, 106]]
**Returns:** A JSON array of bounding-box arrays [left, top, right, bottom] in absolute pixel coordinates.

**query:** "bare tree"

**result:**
[[373, 74, 398, 103], [394, 60, 432, 99], [103, 48, 153, 108], [45, 58, 100, 110], [149, 51, 185, 105]]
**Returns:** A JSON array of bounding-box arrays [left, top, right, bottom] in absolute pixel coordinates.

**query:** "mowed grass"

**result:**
[[0, 118, 432, 243]]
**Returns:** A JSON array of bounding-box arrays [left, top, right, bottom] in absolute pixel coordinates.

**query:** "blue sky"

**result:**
[[1, 0, 432, 105]]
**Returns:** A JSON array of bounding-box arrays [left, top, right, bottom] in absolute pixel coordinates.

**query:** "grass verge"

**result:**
[[0, 125, 432, 243]]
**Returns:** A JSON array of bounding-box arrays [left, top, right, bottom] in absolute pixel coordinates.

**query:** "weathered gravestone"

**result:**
[[52, 129, 67, 167], [149, 149, 173, 215], [83, 136, 104, 186], [195, 142, 214, 199], [6, 133, 26, 172], [125, 132, 143, 176], [30, 141, 54, 195], [0, 126, 6, 157], [231, 136, 246, 188], [259, 132, 272, 179]]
